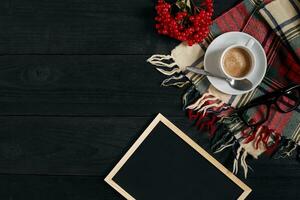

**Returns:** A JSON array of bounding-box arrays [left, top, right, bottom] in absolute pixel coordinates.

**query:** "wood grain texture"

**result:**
[[0, 115, 298, 199], [0, 55, 185, 115], [0, 0, 238, 55], [0, 0, 299, 199], [0, 0, 175, 54], [0, 175, 123, 200], [0, 115, 203, 176]]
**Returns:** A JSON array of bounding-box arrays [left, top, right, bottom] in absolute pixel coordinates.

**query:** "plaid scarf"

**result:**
[[260, 0, 300, 62], [148, 0, 300, 178]]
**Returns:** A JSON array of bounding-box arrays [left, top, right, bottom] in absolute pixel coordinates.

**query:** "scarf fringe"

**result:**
[[211, 116, 243, 153], [147, 54, 181, 76], [233, 145, 251, 179], [233, 145, 243, 175], [156, 67, 182, 76], [187, 93, 218, 110], [187, 109, 219, 135], [186, 92, 232, 136], [274, 140, 298, 159], [211, 130, 233, 151], [214, 136, 235, 153], [161, 74, 190, 88], [240, 149, 250, 179], [182, 85, 200, 109], [242, 126, 281, 154], [186, 92, 229, 115], [184, 89, 298, 179]]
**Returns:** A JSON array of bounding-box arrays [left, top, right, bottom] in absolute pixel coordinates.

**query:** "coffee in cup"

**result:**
[[223, 47, 252, 78], [220, 39, 255, 80]]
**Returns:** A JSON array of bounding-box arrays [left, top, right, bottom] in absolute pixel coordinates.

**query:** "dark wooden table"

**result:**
[[0, 0, 299, 199]]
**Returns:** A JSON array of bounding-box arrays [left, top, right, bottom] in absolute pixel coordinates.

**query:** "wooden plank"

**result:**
[[2, 0, 298, 200], [0, 173, 299, 200], [0, 55, 186, 115], [247, 156, 300, 200], [0, 174, 123, 200], [0, 115, 298, 177], [0, 0, 240, 54], [0, 115, 205, 176], [0, 0, 176, 55], [0, 115, 299, 199]]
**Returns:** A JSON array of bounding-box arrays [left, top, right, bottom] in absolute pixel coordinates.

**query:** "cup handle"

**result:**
[[245, 39, 255, 48]]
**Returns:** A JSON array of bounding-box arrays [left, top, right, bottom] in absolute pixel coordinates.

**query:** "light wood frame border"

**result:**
[[105, 113, 252, 200]]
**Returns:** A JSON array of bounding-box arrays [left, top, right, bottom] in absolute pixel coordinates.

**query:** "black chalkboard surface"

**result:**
[[105, 114, 251, 200]]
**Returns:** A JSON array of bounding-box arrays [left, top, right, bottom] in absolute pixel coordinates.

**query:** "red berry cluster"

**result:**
[[155, 0, 213, 46]]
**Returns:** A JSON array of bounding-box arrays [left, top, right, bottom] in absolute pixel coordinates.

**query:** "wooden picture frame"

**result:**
[[105, 113, 252, 200]]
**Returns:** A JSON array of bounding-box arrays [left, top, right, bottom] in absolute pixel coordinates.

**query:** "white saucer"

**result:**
[[204, 32, 267, 95]]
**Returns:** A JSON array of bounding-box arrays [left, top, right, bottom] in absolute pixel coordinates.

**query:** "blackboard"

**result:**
[[105, 114, 251, 200]]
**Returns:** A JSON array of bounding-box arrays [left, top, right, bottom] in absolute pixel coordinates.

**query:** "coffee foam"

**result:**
[[223, 47, 251, 78]]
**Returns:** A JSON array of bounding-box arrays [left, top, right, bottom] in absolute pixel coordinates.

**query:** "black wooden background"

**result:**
[[0, 0, 299, 199]]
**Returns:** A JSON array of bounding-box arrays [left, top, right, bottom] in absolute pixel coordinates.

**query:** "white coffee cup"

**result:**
[[220, 39, 255, 80]]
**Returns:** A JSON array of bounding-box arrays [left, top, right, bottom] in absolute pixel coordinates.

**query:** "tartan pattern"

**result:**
[[147, 0, 300, 177], [260, 0, 300, 61], [184, 0, 300, 144]]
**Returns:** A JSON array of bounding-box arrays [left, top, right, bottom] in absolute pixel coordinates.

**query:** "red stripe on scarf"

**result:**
[[215, 19, 231, 33], [243, 18, 269, 43], [223, 12, 239, 31], [230, 8, 246, 28], [214, 1, 249, 32], [286, 53, 300, 83], [243, 125, 280, 154], [272, 111, 293, 134], [187, 109, 219, 136], [266, 108, 282, 129], [276, 50, 300, 83], [296, 48, 300, 59], [263, 32, 277, 57], [236, 3, 249, 24]]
